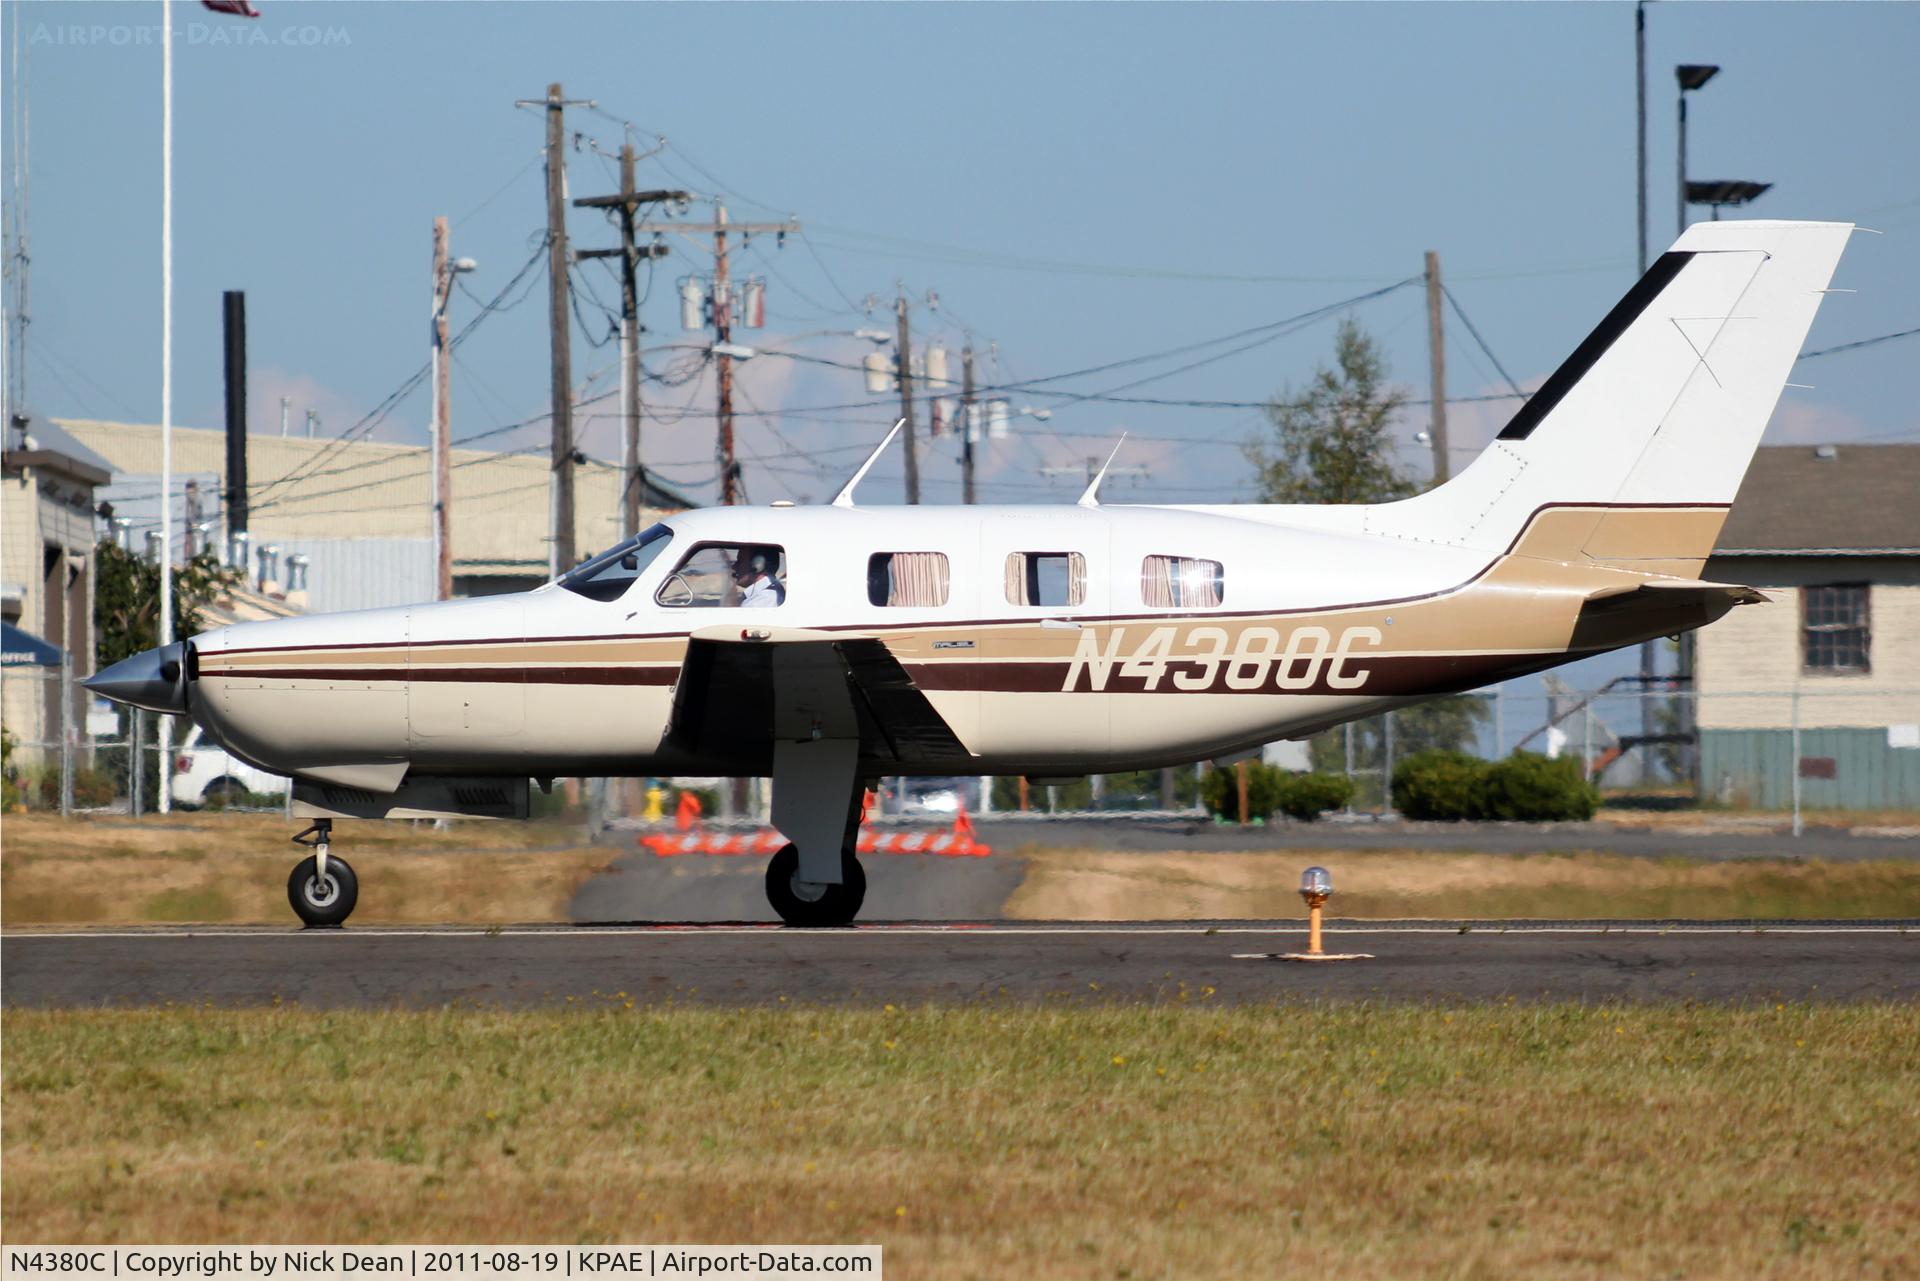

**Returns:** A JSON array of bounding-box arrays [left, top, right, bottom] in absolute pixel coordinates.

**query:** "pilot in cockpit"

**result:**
[[733, 547, 785, 607]]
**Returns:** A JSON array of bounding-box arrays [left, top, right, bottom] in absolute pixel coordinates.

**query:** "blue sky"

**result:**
[[9, 0, 1918, 517]]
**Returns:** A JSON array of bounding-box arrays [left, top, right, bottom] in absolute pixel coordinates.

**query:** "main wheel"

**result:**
[[288, 853, 358, 928], [765, 843, 866, 928]]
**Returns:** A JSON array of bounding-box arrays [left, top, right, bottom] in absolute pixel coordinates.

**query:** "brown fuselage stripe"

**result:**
[[201, 650, 1568, 698]]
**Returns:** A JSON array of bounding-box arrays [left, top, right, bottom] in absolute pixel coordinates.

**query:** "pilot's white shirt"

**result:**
[[739, 574, 782, 608]]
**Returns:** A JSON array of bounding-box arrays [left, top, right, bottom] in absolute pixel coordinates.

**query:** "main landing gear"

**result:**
[[765, 740, 868, 928], [288, 819, 357, 928]]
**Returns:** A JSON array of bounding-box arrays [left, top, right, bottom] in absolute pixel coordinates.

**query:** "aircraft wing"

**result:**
[[664, 627, 974, 770]]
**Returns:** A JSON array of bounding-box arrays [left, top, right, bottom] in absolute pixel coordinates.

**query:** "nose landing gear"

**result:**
[[288, 819, 358, 928]]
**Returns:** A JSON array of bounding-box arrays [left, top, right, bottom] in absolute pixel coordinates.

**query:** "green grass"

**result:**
[[6, 1003, 1918, 1278]]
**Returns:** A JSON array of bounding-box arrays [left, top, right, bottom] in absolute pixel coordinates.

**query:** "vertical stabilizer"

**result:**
[[1369, 220, 1853, 573]]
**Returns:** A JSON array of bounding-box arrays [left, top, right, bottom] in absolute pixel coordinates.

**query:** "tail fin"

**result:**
[[1377, 220, 1853, 575]]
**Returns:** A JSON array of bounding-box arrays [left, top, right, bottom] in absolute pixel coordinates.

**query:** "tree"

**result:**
[[1250, 319, 1487, 799], [93, 542, 246, 668], [1246, 316, 1418, 505]]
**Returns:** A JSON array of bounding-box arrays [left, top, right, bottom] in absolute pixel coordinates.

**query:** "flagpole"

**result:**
[[157, 0, 174, 814]]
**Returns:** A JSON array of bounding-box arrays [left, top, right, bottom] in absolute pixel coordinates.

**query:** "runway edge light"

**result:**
[[1281, 864, 1373, 964]]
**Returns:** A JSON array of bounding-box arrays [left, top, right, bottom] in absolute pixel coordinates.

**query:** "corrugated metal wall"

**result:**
[[1701, 728, 1920, 809], [275, 538, 434, 615]]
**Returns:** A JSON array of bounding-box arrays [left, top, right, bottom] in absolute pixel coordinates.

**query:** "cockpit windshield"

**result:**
[[557, 524, 675, 602]]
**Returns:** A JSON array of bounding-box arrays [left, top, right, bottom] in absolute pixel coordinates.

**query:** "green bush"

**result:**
[[1477, 751, 1601, 822], [1, 729, 20, 811], [1391, 750, 1490, 821], [1202, 763, 1352, 823], [1274, 771, 1355, 821]]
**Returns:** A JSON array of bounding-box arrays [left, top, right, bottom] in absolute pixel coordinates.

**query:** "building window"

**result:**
[[868, 552, 950, 607], [1004, 552, 1085, 607], [1141, 555, 1224, 608], [1801, 583, 1870, 673]]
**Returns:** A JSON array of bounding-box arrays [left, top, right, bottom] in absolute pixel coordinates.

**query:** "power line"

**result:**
[[1440, 283, 1525, 399], [248, 242, 548, 514], [1799, 325, 1920, 360]]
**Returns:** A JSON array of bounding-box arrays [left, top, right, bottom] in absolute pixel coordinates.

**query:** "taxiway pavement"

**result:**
[[4, 922, 1913, 1009]]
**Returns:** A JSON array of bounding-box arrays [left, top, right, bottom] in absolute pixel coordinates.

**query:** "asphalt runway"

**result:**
[[4, 922, 1913, 1009], [955, 816, 1920, 860]]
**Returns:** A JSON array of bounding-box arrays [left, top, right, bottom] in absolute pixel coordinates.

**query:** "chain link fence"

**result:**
[[8, 664, 1915, 826]]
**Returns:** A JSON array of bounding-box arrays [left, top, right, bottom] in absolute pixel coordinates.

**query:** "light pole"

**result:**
[[1675, 64, 1719, 234], [1686, 178, 1774, 222]]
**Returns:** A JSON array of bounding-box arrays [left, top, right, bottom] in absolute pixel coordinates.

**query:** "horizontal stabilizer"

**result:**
[[1582, 579, 1769, 609]]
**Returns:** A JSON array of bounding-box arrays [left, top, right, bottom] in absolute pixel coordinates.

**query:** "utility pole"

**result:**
[[960, 343, 977, 505], [430, 215, 453, 600], [896, 292, 918, 504], [514, 81, 595, 574], [1635, 2, 1649, 274], [575, 147, 684, 537], [633, 206, 798, 509], [1636, 2, 1657, 781], [715, 204, 740, 505], [1424, 250, 1449, 484]]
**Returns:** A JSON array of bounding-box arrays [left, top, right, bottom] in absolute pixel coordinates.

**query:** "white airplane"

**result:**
[[89, 220, 1854, 927]]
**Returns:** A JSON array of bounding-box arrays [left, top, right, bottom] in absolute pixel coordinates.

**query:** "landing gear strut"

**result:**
[[289, 819, 357, 928], [765, 740, 868, 927]]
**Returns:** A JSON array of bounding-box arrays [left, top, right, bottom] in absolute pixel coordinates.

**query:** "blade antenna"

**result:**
[[1077, 433, 1129, 508], [831, 418, 905, 508]]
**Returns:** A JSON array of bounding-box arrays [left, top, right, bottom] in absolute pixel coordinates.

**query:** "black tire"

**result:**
[[202, 776, 247, 808], [288, 853, 357, 928], [764, 843, 865, 928]]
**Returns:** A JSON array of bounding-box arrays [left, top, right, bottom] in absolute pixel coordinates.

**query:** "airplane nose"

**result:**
[[84, 640, 193, 714]]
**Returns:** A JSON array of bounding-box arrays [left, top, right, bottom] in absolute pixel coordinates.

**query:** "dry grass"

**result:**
[[1592, 806, 1920, 834], [1005, 848, 1920, 921], [0, 813, 610, 925], [4, 1004, 1917, 1278]]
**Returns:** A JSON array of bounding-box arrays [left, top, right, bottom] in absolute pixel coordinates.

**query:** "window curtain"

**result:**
[[1067, 553, 1087, 605], [1141, 556, 1177, 608], [1142, 555, 1222, 608], [1180, 557, 1223, 608], [1004, 553, 1029, 606], [887, 552, 950, 607]]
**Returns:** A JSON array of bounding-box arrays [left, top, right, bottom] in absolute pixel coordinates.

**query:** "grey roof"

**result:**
[[5, 408, 117, 481], [1713, 444, 1920, 555]]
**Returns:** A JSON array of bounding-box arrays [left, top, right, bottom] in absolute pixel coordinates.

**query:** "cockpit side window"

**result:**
[[557, 524, 674, 602], [657, 543, 788, 608]]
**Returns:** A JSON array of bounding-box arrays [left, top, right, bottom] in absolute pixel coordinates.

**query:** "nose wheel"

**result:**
[[289, 820, 357, 928]]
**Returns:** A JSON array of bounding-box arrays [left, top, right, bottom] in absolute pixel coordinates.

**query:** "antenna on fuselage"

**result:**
[[831, 418, 906, 508], [1077, 433, 1130, 508]]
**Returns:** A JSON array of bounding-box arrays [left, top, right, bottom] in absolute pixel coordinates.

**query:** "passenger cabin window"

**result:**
[[1141, 555, 1224, 608], [1004, 552, 1086, 607], [656, 543, 787, 608], [557, 524, 674, 602], [1802, 583, 1870, 673], [868, 552, 951, 607]]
